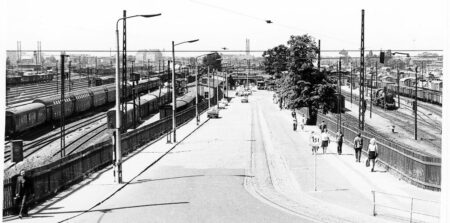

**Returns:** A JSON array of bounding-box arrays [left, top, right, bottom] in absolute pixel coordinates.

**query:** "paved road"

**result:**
[[50, 94, 309, 223]]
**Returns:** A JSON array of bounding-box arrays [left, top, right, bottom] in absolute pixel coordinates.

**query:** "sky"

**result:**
[[2, 0, 447, 57]]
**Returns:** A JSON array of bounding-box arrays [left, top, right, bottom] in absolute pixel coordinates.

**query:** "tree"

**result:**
[[274, 34, 336, 118], [202, 52, 222, 71], [262, 44, 288, 76], [287, 35, 318, 73]]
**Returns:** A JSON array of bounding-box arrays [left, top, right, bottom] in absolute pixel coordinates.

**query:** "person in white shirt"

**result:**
[[321, 129, 330, 154], [368, 138, 378, 172], [310, 131, 320, 154]]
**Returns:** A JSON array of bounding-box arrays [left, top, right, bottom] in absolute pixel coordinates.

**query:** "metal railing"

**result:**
[[371, 190, 440, 222], [316, 114, 441, 191], [3, 99, 214, 216]]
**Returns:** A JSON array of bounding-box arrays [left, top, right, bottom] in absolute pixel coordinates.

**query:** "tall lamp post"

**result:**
[[114, 12, 161, 184], [195, 52, 215, 125], [171, 39, 199, 143], [393, 52, 417, 140]]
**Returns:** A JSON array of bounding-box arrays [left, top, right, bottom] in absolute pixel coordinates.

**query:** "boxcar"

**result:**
[[159, 90, 195, 119], [70, 90, 92, 113], [105, 85, 116, 103], [5, 103, 46, 135], [90, 87, 107, 107], [33, 95, 75, 121]]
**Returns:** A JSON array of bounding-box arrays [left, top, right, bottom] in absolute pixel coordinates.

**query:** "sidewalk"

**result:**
[[261, 90, 440, 222], [3, 107, 214, 223]]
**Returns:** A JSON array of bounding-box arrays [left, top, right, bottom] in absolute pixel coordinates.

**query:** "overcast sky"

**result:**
[[4, 0, 446, 57]]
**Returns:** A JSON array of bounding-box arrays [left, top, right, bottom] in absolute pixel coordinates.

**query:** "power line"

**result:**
[[5, 49, 444, 53]]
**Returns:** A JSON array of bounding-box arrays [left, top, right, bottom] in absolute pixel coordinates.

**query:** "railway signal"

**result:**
[[11, 140, 24, 163]]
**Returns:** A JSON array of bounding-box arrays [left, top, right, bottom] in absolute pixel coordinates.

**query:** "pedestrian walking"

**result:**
[[300, 115, 305, 131], [15, 170, 33, 218], [293, 116, 298, 131], [353, 133, 363, 162], [319, 121, 327, 133], [367, 138, 379, 172], [336, 130, 344, 155], [310, 131, 320, 154], [291, 110, 296, 119], [321, 129, 330, 154]]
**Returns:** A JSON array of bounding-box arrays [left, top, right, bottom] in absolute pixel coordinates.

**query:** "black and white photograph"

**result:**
[[0, 0, 449, 222]]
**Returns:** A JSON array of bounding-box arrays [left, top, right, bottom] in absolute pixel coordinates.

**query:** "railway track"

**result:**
[[6, 79, 90, 107], [4, 112, 107, 169], [340, 91, 441, 150], [55, 123, 108, 157]]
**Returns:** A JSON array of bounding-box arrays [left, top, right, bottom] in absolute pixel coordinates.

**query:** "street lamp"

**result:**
[[195, 52, 215, 125], [392, 52, 418, 140], [114, 12, 161, 184], [172, 39, 199, 142]]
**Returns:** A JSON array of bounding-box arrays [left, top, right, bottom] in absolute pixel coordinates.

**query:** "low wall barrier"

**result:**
[[316, 113, 441, 191], [3, 100, 212, 216]]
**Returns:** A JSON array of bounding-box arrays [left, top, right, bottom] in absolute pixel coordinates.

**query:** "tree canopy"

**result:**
[[262, 44, 288, 76], [265, 34, 337, 116]]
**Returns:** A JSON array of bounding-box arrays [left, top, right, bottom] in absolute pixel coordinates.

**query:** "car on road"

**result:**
[[207, 108, 219, 118], [220, 98, 228, 106], [241, 96, 249, 103]]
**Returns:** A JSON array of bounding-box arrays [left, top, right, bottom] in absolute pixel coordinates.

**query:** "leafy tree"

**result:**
[[274, 34, 336, 118], [202, 52, 222, 72], [262, 44, 288, 76]]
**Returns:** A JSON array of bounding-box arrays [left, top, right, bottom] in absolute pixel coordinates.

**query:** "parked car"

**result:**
[[220, 98, 228, 106], [207, 108, 219, 118], [241, 97, 249, 103]]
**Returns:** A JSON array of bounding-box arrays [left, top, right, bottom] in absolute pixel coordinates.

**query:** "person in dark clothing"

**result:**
[[353, 133, 363, 162], [15, 170, 33, 218], [336, 130, 344, 155], [319, 121, 327, 133]]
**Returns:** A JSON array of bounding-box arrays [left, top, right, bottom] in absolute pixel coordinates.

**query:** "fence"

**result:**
[[316, 114, 441, 191], [371, 190, 440, 222], [3, 100, 212, 216]]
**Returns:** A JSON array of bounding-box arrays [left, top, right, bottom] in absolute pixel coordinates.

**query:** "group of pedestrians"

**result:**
[[291, 111, 305, 132], [353, 133, 379, 172], [309, 121, 330, 154], [290, 110, 379, 172], [308, 120, 379, 172]]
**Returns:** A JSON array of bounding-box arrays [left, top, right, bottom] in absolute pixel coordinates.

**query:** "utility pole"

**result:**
[[318, 40, 321, 70], [338, 58, 342, 131], [60, 53, 68, 158], [359, 9, 365, 131], [370, 65, 373, 118], [121, 10, 128, 132], [208, 66, 211, 108], [131, 61, 136, 129], [68, 61, 72, 92], [414, 66, 418, 140], [397, 65, 400, 109], [56, 61, 59, 94], [350, 62, 353, 105]]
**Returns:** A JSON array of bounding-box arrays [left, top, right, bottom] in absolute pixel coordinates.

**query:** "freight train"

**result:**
[[6, 73, 54, 86], [362, 79, 442, 105], [109, 88, 171, 130], [159, 90, 197, 119], [5, 77, 161, 137]]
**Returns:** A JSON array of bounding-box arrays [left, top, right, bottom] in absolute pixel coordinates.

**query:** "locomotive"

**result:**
[[372, 87, 396, 109], [5, 77, 161, 137]]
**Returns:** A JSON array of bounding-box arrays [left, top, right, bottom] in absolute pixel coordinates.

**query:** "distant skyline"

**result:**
[[3, 0, 446, 57]]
